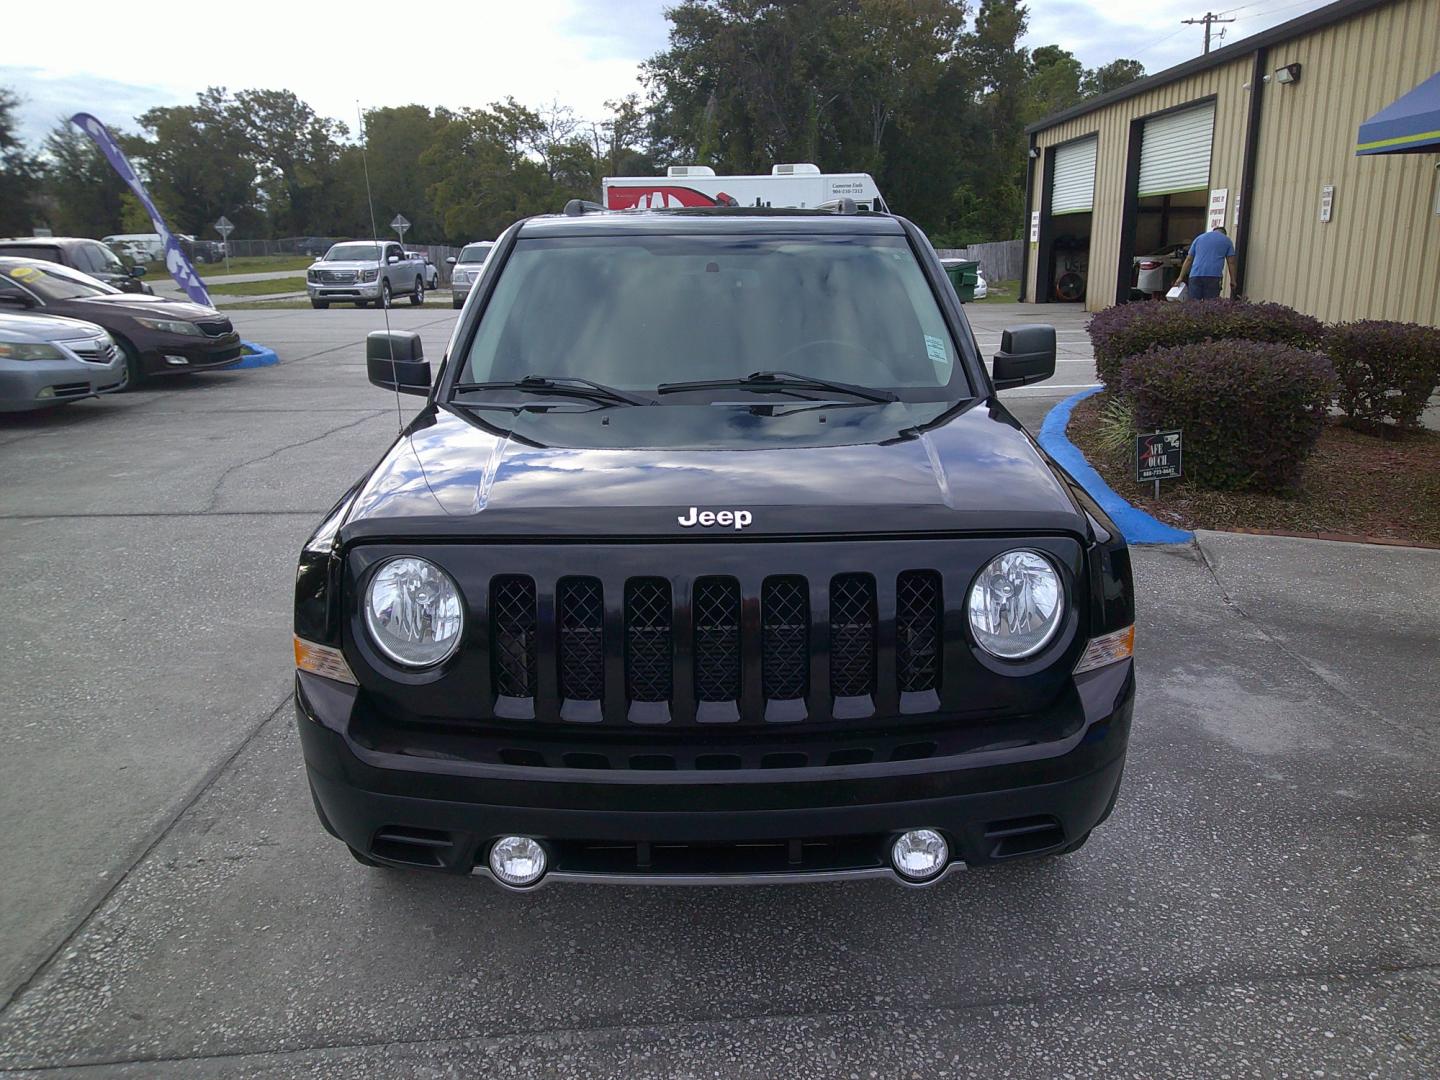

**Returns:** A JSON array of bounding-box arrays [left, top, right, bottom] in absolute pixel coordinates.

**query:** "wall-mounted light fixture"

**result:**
[[1028, 147, 1040, 159], [1275, 62, 1302, 85]]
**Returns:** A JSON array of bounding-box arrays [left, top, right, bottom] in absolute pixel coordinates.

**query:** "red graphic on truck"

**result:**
[[604, 185, 739, 210]]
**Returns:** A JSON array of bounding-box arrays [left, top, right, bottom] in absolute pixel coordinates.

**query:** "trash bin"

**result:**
[[940, 258, 980, 302]]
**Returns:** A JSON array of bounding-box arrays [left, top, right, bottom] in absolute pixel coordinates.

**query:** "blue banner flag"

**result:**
[[69, 113, 214, 307]]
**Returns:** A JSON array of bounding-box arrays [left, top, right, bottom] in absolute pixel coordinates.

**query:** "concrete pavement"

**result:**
[[0, 303, 1435, 1078]]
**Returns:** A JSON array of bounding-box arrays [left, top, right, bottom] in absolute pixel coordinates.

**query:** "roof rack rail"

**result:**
[[562, 199, 607, 217]]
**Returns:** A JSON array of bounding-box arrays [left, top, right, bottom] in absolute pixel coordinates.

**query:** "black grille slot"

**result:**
[[558, 577, 604, 701], [491, 576, 537, 698], [829, 574, 876, 698], [693, 578, 741, 701], [762, 577, 809, 701], [197, 318, 233, 337], [625, 578, 673, 702], [896, 571, 942, 692]]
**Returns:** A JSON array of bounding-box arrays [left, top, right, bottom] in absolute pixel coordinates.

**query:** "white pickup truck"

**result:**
[[306, 241, 427, 309]]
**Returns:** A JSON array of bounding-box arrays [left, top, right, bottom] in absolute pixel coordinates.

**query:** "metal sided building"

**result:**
[[1021, 0, 1440, 325]]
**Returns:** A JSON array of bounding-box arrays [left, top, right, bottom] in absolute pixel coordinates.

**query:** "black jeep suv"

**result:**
[[294, 205, 1135, 890]]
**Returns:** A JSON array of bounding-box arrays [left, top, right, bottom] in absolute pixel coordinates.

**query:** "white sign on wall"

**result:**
[[1319, 184, 1335, 223], [1231, 192, 1242, 231], [1207, 188, 1229, 232], [1030, 210, 1040, 243]]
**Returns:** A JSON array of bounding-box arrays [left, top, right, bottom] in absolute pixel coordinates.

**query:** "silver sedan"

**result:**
[[0, 312, 128, 412]]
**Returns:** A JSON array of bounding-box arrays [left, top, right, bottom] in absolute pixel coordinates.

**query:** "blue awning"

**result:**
[[1356, 71, 1440, 155]]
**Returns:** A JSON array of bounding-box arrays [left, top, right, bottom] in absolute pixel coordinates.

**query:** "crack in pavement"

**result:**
[[0, 694, 294, 1019], [4, 961, 1436, 1074], [199, 410, 389, 514], [1191, 535, 1440, 750]]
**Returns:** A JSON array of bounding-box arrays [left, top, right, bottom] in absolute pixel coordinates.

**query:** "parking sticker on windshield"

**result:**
[[925, 334, 949, 369], [7, 265, 40, 281]]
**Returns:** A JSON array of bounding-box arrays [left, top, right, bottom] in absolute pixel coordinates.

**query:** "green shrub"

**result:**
[[1088, 299, 1324, 390], [1325, 320, 1440, 430], [1120, 341, 1336, 491]]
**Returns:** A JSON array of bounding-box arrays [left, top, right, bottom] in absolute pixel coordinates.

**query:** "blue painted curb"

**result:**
[[226, 342, 280, 369], [1038, 387, 1192, 545]]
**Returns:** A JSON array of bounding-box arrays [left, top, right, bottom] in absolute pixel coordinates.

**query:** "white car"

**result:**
[[447, 241, 494, 309], [0, 312, 127, 412], [973, 271, 989, 301], [405, 251, 440, 290]]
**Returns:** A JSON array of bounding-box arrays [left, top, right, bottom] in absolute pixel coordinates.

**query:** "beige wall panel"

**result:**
[[1247, 0, 1439, 325], [1027, 0, 1439, 324]]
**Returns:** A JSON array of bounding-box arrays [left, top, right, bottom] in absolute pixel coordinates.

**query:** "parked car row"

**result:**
[[0, 256, 242, 413], [0, 237, 153, 295]]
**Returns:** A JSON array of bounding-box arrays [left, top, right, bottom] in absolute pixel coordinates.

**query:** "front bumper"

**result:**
[[135, 331, 243, 376], [308, 281, 382, 301], [297, 659, 1133, 887], [0, 355, 127, 411]]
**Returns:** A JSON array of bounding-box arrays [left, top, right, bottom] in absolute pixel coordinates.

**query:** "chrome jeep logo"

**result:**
[[677, 506, 753, 530]]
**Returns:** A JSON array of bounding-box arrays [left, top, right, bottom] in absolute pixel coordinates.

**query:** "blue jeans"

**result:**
[[1187, 276, 1222, 300]]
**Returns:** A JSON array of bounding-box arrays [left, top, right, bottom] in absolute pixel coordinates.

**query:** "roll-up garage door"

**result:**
[[1137, 102, 1215, 197], [1050, 136, 1097, 215]]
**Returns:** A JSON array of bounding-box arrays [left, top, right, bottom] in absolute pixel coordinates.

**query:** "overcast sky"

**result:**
[[2, 0, 1329, 148]]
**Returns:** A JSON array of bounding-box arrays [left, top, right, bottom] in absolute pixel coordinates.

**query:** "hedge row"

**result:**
[[1326, 320, 1440, 430], [1088, 299, 1324, 390], [1121, 341, 1336, 492]]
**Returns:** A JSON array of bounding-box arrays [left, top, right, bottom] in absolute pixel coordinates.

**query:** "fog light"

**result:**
[[37, 386, 55, 399], [488, 836, 547, 887], [891, 829, 948, 882], [164, 355, 189, 366]]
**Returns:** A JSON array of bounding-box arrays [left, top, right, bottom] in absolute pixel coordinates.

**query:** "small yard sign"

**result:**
[[1136, 430, 1183, 492]]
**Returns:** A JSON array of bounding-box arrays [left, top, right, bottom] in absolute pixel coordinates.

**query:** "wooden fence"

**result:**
[[934, 239, 1023, 283]]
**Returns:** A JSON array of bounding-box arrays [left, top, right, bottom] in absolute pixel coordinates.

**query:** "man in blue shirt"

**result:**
[[1176, 226, 1237, 300]]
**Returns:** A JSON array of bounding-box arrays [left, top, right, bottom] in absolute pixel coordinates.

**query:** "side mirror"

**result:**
[[366, 331, 430, 395], [130, 265, 147, 278], [445, 256, 457, 265], [386, 255, 400, 265], [992, 325, 1056, 390]]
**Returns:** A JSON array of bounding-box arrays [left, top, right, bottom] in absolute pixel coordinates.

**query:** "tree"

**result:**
[[40, 121, 129, 238], [1082, 58, 1146, 99], [0, 87, 42, 236], [1027, 45, 1084, 123], [233, 89, 350, 237], [361, 105, 444, 240], [133, 89, 260, 237]]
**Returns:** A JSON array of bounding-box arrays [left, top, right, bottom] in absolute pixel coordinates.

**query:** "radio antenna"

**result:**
[[357, 100, 403, 432]]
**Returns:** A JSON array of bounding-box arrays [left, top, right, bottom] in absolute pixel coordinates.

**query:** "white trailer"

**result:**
[[603, 164, 887, 212]]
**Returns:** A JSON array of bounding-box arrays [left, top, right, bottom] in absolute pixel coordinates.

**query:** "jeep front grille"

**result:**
[[482, 568, 945, 726], [491, 576, 537, 700], [624, 578, 673, 711], [896, 570, 942, 693], [557, 577, 604, 708]]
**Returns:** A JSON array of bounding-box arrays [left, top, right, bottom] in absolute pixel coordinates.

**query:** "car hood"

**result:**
[[339, 398, 1088, 542], [66, 294, 221, 321], [0, 312, 108, 342]]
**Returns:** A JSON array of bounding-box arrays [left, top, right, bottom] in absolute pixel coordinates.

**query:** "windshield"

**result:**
[[3, 262, 118, 301], [458, 234, 966, 398], [324, 243, 381, 262], [458, 244, 493, 264]]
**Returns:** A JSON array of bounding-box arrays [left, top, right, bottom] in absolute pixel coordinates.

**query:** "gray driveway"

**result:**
[[0, 305, 1434, 1078]]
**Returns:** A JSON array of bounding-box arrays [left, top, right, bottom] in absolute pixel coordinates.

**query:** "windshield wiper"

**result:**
[[656, 370, 897, 404], [453, 375, 649, 407]]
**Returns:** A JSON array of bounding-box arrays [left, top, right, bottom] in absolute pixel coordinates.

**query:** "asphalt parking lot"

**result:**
[[0, 304, 1436, 1078]]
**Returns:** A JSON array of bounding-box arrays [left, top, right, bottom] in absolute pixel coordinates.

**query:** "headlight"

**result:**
[[360, 268, 379, 282], [0, 341, 65, 360], [364, 556, 464, 667], [967, 550, 1064, 660], [136, 317, 203, 336], [307, 269, 318, 282]]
